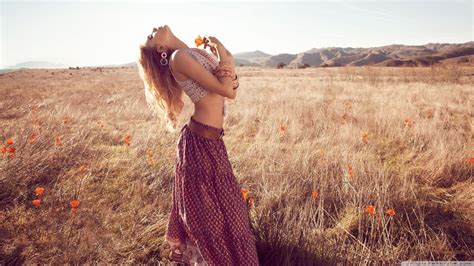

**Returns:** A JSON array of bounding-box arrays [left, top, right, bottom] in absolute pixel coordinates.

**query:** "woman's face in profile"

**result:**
[[147, 25, 171, 49]]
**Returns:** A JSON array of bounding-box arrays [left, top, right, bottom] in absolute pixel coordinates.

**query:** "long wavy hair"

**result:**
[[137, 45, 184, 132]]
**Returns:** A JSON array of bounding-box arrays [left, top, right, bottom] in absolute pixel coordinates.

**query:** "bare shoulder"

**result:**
[[169, 49, 185, 72]]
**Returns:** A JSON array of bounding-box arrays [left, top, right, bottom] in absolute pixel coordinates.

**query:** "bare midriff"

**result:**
[[192, 94, 225, 129]]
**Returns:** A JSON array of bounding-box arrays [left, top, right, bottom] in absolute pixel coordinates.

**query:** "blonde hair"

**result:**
[[137, 44, 184, 132]]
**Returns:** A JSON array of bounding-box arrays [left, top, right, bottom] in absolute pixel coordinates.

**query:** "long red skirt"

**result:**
[[165, 116, 259, 265]]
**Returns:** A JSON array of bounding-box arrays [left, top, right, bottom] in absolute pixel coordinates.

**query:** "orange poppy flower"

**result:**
[[6, 138, 13, 145], [466, 157, 474, 166], [195, 35, 206, 47], [35, 187, 45, 196], [279, 125, 287, 139], [403, 117, 414, 128], [386, 208, 395, 216], [55, 136, 62, 146], [32, 199, 41, 207], [365, 205, 375, 216], [123, 134, 131, 146], [7, 147, 15, 155], [70, 199, 79, 208], [348, 165, 354, 177], [311, 191, 319, 200], [79, 165, 86, 172], [29, 132, 36, 144], [1, 146, 6, 154], [361, 132, 369, 144], [241, 188, 249, 199], [248, 196, 253, 205]]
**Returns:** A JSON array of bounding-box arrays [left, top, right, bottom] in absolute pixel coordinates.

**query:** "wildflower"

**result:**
[[35, 187, 45, 196], [6, 138, 13, 145], [466, 157, 474, 166], [311, 191, 319, 200], [123, 134, 131, 146], [348, 165, 353, 178], [29, 132, 37, 144], [386, 208, 395, 216], [361, 132, 369, 144], [248, 196, 253, 205], [55, 136, 62, 146], [279, 125, 287, 139], [241, 188, 249, 199], [365, 205, 375, 216], [70, 199, 79, 208], [403, 117, 414, 128], [195, 35, 206, 47], [32, 199, 41, 207], [79, 165, 86, 172], [7, 147, 15, 156]]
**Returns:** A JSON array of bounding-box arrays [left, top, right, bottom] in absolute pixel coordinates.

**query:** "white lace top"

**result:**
[[170, 47, 227, 117]]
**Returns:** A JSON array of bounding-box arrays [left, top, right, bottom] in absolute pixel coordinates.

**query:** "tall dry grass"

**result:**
[[0, 65, 473, 264]]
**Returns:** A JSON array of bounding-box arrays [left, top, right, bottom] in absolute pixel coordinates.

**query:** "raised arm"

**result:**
[[172, 50, 235, 99]]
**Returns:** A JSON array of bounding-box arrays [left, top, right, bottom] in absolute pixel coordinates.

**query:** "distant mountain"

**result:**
[[234, 41, 474, 68], [4, 61, 68, 69], [4, 42, 473, 71], [233, 50, 272, 59]]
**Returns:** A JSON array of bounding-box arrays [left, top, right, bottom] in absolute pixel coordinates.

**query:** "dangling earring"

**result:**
[[159, 45, 168, 66]]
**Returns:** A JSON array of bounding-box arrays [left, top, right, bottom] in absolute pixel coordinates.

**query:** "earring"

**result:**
[[160, 51, 168, 65], [159, 45, 168, 66]]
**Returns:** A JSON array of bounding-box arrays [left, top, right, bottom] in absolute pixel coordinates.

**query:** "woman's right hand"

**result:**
[[203, 36, 223, 58], [204, 36, 222, 49]]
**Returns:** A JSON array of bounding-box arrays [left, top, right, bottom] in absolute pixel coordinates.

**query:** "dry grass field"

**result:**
[[0, 65, 473, 264]]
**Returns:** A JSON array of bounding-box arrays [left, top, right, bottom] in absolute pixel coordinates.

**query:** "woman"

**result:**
[[137, 25, 259, 265]]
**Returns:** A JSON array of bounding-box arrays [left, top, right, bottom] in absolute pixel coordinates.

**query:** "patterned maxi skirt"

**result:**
[[165, 116, 260, 265]]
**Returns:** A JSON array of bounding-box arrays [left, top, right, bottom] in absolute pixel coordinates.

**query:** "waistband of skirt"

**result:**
[[189, 115, 224, 134]]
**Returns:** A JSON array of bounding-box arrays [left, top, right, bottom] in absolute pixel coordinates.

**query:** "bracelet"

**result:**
[[214, 69, 236, 79], [215, 70, 233, 78], [216, 72, 233, 78], [213, 67, 233, 76]]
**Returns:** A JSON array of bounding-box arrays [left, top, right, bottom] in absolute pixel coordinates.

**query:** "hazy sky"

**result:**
[[0, 0, 472, 68]]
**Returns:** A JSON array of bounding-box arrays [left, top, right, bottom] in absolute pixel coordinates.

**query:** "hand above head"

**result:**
[[203, 36, 222, 57]]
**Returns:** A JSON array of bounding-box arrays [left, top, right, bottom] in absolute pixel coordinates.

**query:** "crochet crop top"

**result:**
[[169, 47, 227, 116]]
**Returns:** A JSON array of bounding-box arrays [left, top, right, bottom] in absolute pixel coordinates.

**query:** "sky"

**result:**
[[0, 0, 472, 68]]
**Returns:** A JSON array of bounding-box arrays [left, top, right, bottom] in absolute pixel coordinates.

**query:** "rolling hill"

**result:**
[[3, 42, 473, 72]]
